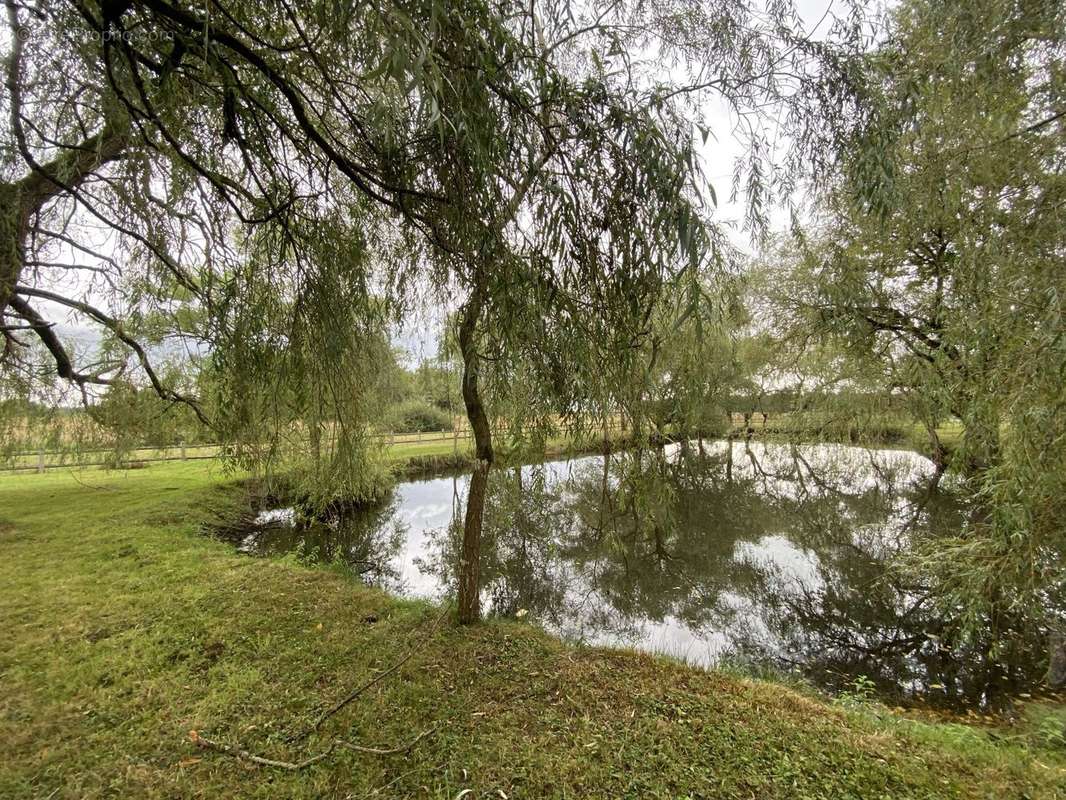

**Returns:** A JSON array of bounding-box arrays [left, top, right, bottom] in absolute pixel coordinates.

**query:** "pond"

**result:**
[[216, 440, 1043, 708]]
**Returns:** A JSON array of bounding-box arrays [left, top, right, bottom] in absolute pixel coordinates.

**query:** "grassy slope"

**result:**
[[1, 462, 1063, 799]]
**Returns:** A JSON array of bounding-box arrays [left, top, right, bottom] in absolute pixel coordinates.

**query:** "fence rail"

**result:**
[[1, 422, 627, 474]]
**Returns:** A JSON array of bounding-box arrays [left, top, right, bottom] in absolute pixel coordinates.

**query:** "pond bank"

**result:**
[[0, 462, 1063, 798]]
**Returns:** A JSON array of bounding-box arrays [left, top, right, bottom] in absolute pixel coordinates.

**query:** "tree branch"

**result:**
[[14, 285, 211, 426], [4, 294, 114, 387]]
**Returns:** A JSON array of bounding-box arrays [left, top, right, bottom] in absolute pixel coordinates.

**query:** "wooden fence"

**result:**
[[1, 422, 626, 474]]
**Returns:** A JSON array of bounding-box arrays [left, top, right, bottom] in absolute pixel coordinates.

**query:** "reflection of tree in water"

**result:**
[[482, 468, 572, 622], [251, 494, 408, 592], [416, 468, 584, 629], [717, 443, 1044, 707], [426, 441, 1045, 707], [562, 447, 730, 634]]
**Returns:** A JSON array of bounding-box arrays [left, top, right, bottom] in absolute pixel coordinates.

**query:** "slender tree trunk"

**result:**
[[456, 289, 493, 624], [921, 417, 949, 478], [1049, 629, 1066, 690], [964, 407, 1001, 476]]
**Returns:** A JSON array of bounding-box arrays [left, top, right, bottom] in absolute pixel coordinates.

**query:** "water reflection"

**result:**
[[221, 440, 1042, 707], [237, 494, 408, 590]]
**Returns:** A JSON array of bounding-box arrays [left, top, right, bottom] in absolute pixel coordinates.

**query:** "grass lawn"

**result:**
[[1, 461, 1063, 798]]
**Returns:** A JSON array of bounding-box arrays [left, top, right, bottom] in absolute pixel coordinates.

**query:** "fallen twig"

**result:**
[[191, 731, 336, 770], [190, 727, 438, 771], [335, 725, 438, 755], [307, 649, 417, 733], [192, 606, 450, 770]]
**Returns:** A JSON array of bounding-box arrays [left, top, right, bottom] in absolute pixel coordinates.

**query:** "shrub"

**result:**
[[385, 399, 454, 433]]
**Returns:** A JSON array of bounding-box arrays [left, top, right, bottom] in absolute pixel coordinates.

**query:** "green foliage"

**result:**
[[837, 675, 878, 708], [385, 399, 454, 433], [409, 360, 460, 413], [88, 379, 210, 449], [203, 223, 403, 507], [769, 0, 1066, 653]]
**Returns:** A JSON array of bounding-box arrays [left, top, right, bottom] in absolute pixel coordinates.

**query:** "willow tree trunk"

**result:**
[[963, 409, 1001, 476], [1049, 630, 1066, 690], [456, 291, 493, 624]]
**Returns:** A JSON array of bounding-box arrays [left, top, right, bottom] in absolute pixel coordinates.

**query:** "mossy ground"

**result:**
[[1, 461, 1062, 798]]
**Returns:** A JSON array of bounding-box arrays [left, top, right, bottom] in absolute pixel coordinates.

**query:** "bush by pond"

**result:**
[[385, 399, 454, 433]]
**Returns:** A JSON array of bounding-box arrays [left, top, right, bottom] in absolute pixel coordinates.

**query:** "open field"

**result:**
[[0, 429, 472, 473], [1, 460, 1063, 799], [1, 423, 630, 473]]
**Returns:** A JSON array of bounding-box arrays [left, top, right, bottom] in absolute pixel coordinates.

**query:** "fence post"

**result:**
[[180, 442, 187, 461], [37, 447, 44, 474]]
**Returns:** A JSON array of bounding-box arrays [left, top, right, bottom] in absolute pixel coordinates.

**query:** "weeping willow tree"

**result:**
[[2, 0, 866, 621], [206, 225, 406, 506], [0, 0, 442, 473], [770, 0, 1066, 666], [402, 0, 866, 622]]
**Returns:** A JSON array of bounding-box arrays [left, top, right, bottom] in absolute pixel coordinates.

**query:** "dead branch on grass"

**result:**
[[191, 726, 437, 771], [292, 606, 451, 741]]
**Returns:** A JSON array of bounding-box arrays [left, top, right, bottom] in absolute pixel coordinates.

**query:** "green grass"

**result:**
[[1, 462, 1063, 798], [3, 426, 620, 474]]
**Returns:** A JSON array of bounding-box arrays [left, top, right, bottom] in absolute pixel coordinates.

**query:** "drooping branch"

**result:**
[[11, 120, 130, 228], [14, 285, 211, 426], [126, 0, 442, 211], [2, 3, 208, 418], [4, 294, 114, 388], [2, 0, 130, 314]]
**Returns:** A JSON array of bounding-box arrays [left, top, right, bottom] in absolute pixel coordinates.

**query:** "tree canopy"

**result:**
[[768, 0, 1066, 655]]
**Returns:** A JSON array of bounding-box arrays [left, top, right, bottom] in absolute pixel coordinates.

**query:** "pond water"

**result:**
[[217, 440, 1042, 708]]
